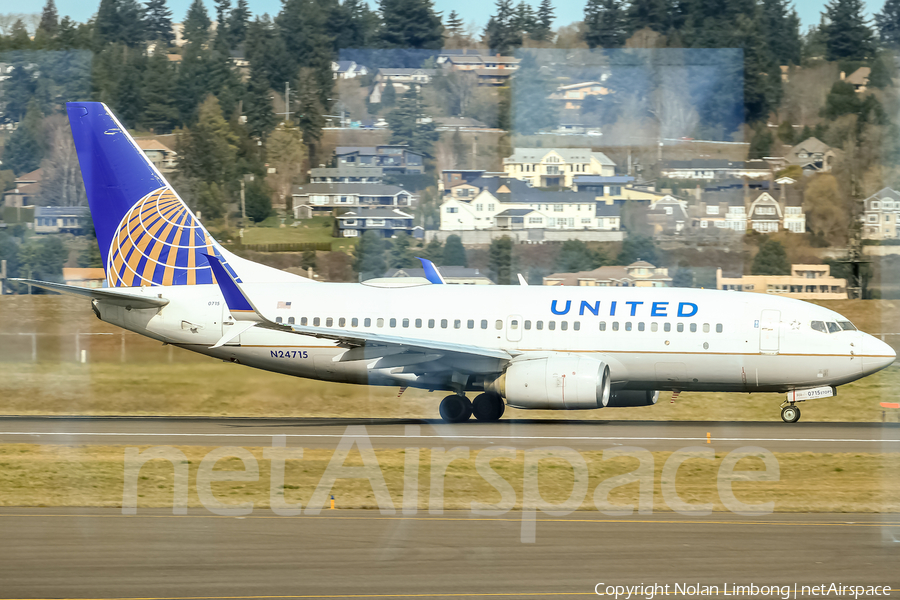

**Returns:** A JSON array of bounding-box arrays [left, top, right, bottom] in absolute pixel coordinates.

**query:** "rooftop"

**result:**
[[339, 207, 414, 219], [293, 183, 411, 196], [504, 148, 616, 167]]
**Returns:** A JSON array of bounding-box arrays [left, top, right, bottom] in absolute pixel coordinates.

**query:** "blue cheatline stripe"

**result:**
[[203, 254, 254, 313]]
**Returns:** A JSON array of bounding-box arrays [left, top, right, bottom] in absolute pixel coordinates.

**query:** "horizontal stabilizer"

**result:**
[[9, 279, 169, 309], [210, 321, 257, 349]]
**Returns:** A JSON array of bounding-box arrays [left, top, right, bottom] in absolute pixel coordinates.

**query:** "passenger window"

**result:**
[[481, 320, 488, 329], [537, 321, 544, 330], [625, 322, 632, 331], [838, 320, 857, 331], [651, 322, 658, 332], [313, 317, 320, 326], [428, 319, 435, 328], [467, 319, 475, 329], [301, 317, 308, 326], [638, 322, 645, 332], [811, 321, 827, 333], [525, 320, 532, 330], [352, 318, 358, 327], [402, 318, 409, 328], [338, 317, 345, 327], [573, 322, 580, 331], [612, 322, 619, 331], [364, 318, 371, 327], [326, 318, 334, 327], [441, 319, 448, 329], [549, 321, 556, 331], [495, 320, 503, 330], [677, 323, 684, 332], [690, 323, 697, 333], [376, 318, 384, 327], [276, 317, 283, 324], [560, 321, 568, 331], [827, 322, 841, 333], [703, 323, 709, 333], [716, 323, 723, 333], [415, 318, 422, 328], [288, 317, 295, 325], [664, 323, 671, 332], [599, 322, 606, 331], [390, 318, 396, 327], [511, 319, 519, 329], [454, 319, 461, 329]]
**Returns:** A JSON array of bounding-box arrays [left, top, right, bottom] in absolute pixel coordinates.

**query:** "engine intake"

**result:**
[[487, 355, 611, 410], [603, 390, 659, 407]]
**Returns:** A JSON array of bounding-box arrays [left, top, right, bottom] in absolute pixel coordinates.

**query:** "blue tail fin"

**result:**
[[67, 102, 222, 287]]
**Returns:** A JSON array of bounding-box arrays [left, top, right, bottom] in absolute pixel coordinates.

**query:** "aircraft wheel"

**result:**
[[472, 392, 505, 422], [440, 394, 472, 423], [781, 405, 801, 423]]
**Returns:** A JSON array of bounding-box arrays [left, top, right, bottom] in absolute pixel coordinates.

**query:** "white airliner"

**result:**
[[13, 103, 896, 423]]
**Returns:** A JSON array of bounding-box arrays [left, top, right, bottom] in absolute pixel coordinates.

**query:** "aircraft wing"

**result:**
[[9, 279, 169, 309], [202, 255, 514, 371]]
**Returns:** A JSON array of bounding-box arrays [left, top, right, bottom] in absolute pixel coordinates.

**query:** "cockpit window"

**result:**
[[811, 321, 827, 333], [826, 322, 841, 334], [838, 321, 857, 331]]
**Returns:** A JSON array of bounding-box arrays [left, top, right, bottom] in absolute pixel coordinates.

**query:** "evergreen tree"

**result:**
[[555, 240, 603, 272], [145, 0, 175, 45], [387, 85, 439, 157], [378, 0, 444, 49], [878, 0, 900, 48], [531, 0, 554, 42], [93, 0, 122, 47], [760, 0, 801, 65], [748, 126, 773, 159], [626, 0, 669, 34], [752, 239, 790, 275], [388, 233, 417, 268], [485, 0, 521, 54], [244, 64, 277, 140], [177, 96, 239, 195], [488, 236, 513, 284], [442, 234, 467, 266], [513, 1, 537, 38], [228, 0, 250, 48], [277, 0, 335, 110], [330, 0, 376, 49], [381, 80, 397, 108], [141, 49, 179, 132], [3, 61, 37, 122], [244, 177, 273, 222], [182, 0, 212, 45], [584, 0, 628, 48], [353, 231, 387, 277], [868, 53, 896, 88], [35, 0, 60, 47], [173, 42, 208, 122], [421, 237, 443, 262], [777, 121, 795, 145], [510, 52, 557, 135], [297, 67, 326, 152], [616, 235, 658, 264], [245, 16, 293, 91], [2, 101, 44, 175], [823, 0, 875, 61], [118, 0, 148, 46], [446, 10, 464, 36], [822, 80, 862, 119], [117, 52, 148, 127]]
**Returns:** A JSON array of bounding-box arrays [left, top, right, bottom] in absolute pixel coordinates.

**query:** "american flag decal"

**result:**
[[277, 301, 292, 309]]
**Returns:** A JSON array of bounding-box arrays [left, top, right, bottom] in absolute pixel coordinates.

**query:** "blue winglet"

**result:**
[[416, 257, 445, 284], [203, 254, 256, 314]]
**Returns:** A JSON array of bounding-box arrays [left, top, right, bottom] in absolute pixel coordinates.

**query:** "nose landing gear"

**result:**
[[780, 403, 801, 423]]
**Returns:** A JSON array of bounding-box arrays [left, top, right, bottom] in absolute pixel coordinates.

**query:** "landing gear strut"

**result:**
[[472, 392, 505, 422], [439, 394, 472, 423], [780, 403, 801, 423]]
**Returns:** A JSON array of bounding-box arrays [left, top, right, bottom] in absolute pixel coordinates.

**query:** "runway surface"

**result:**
[[0, 417, 899, 452], [0, 509, 898, 599]]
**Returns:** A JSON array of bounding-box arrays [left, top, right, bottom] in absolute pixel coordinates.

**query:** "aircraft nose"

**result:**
[[860, 333, 896, 374]]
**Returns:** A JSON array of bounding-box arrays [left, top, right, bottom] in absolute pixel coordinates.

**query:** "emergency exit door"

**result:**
[[759, 309, 780, 354]]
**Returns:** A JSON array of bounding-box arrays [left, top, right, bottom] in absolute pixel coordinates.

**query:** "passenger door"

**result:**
[[506, 314, 523, 343], [759, 309, 780, 354]]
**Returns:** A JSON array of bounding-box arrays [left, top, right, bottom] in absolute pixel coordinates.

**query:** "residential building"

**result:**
[[779, 137, 840, 173], [844, 67, 870, 92], [660, 159, 772, 180], [647, 195, 691, 233], [63, 267, 106, 289], [572, 175, 635, 197], [135, 139, 178, 173], [747, 191, 785, 233], [384, 266, 494, 285], [543, 261, 672, 287], [439, 52, 520, 85], [369, 68, 436, 103], [862, 187, 900, 239], [292, 183, 415, 218], [444, 174, 532, 201], [309, 165, 385, 184], [335, 145, 425, 174], [691, 191, 747, 232], [34, 206, 90, 234], [432, 116, 490, 131], [336, 207, 415, 238], [442, 169, 489, 191], [550, 81, 609, 110], [2, 168, 42, 208], [716, 265, 847, 299], [503, 148, 616, 189], [332, 60, 368, 79]]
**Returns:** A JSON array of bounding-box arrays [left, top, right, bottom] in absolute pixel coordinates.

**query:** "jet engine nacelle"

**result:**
[[487, 355, 611, 410], [603, 390, 660, 407]]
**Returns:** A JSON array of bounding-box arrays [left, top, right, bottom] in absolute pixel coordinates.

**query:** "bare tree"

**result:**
[[650, 71, 699, 140], [38, 115, 87, 207]]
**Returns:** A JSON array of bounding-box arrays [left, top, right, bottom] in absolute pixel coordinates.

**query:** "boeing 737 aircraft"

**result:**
[[13, 103, 896, 423]]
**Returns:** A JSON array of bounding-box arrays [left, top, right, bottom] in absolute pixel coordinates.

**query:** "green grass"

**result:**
[[240, 216, 357, 252]]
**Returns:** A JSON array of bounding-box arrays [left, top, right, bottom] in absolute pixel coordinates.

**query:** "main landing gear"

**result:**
[[439, 392, 505, 423], [780, 403, 801, 423]]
